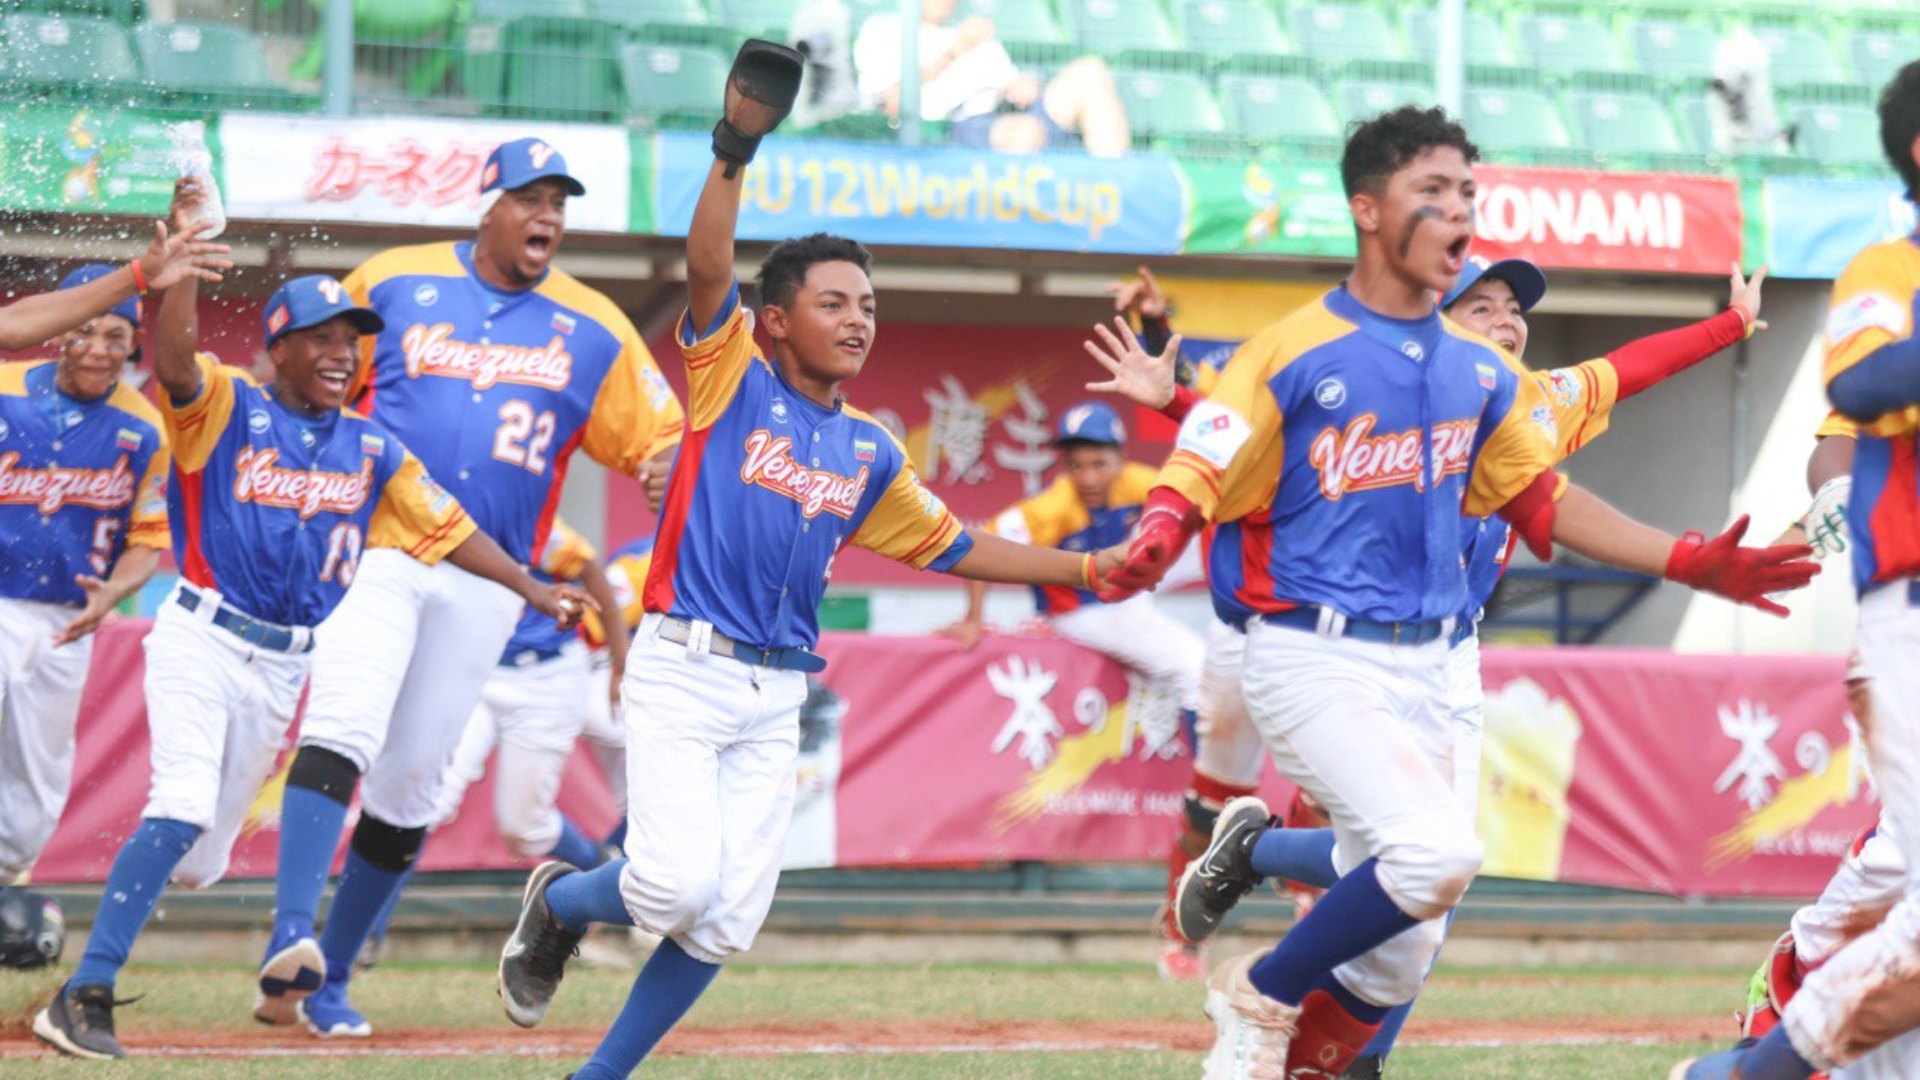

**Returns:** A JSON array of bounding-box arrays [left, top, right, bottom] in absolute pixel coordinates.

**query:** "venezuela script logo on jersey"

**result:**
[[1307, 415, 1479, 500], [739, 429, 869, 519], [232, 447, 375, 520], [400, 322, 573, 391], [0, 452, 136, 513]]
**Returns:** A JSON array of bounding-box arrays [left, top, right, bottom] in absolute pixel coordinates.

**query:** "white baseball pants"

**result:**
[[1194, 617, 1265, 789], [1787, 584, 1920, 1069], [434, 640, 593, 858], [1242, 617, 1480, 1007], [142, 589, 310, 888], [579, 652, 626, 818], [1052, 592, 1206, 714], [0, 598, 95, 883], [299, 548, 523, 829], [1447, 632, 1486, 816], [617, 614, 807, 965]]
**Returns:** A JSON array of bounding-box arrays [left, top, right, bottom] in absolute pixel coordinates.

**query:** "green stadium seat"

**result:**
[[1629, 19, 1719, 84], [1849, 29, 1920, 90], [619, 39, 730, 125], [1463, 84, 1576, 154], [475, 0, 589, 18], [1403, 8, 1513, 68], [713, 0, 800, 38], [1752, 25, 1848, 91], [1338, 77, 1437, 122], [15, 0, 144, 25], [1792, 101, 1887, 165], [593, 0, 706, 27], [502, 15, 621, 120], [1063, 0, 1181, 55], [1290, 4, 1404, 68], [963, 0, 1074, 65], [1672, 90, 1716, 154], [132, 21, 295, 109], [1217, 71, 1339, 141], [1567, 88, 1684, 156], [1180, 0, 1289, 59], [1112, 68, 1225, 141], [1515, 12, 1625, 76], [1, 13, 139, 100]]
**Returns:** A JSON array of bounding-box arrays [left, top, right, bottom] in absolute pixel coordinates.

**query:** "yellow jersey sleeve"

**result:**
[[676, 285, 759, 431], [1113, 461, 1160, 505], [1816, 410, 1860, 440], [1157, 333, 1286, 524], [581, 321, 688, 475], [1535, 359, 1622, 462], [539, 517, 598, 580], [849, 457, 968, 569], [1824, 242, 1920, 438], [1465, 367, 1563, 518], [369, 451, 477, 564], [159, 353, 242, 474], [342, 261, 379, 403], [125, 442, 171, 551], [985, 477, 1082, 549]]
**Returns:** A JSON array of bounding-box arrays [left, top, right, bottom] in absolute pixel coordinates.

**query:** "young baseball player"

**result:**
[[0, 268, 175, 891], [254, 136, 685, 1038], [1099, 105, 1812, 1079], [1675, 60, 1920, 1080], [32, 181, 588, 1059], [492, 41, 1120, 1080], [0, 220, 228, 352]]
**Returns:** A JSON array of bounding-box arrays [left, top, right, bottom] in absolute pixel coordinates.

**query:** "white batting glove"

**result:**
[[1803, 476, 1851, 560]]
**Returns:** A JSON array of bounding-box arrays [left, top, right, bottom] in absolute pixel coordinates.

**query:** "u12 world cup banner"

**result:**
[[34, 622, 1869, 901]]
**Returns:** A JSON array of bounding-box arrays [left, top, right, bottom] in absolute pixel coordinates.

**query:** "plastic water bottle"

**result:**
[[167, 121, 226, 240]]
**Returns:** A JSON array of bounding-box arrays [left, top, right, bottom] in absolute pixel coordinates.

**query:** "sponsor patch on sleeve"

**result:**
[[1175, 401, 1253, 469], [1827, 291, 1908, 347], [992, 507, 1031, 544]]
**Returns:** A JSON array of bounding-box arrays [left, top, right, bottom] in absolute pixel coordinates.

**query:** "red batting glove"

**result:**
[[1103, 488, 1200, 599], [1664, 514, 1820, 618]]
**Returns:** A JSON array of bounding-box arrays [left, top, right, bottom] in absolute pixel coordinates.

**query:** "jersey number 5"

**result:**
[[321, 523, 364, 587], [494, 400, 557, 475], [88, 519, 123, 576]]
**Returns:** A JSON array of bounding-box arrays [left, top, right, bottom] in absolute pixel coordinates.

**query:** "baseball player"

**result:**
[[33, 184, 586, 1060], [1676, 59, 1920, 1080], [491, 42, 1121, 1080], [581, 534, 655, 855], [253, 136, 684, 1038], [0, 220, 228, 353], [1099, 105, 1812, 1079], [0, 268, 174, 890]]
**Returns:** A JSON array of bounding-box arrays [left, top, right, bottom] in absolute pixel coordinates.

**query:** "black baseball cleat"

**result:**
[[32, 982, 131, 1060], [499, 861, 586, 1028], [1174, 795, 1271, 943], [1341, 1052, 1386, 1078]]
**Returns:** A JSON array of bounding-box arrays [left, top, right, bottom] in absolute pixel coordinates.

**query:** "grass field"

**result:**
[[0, 956, 1742, 1077]]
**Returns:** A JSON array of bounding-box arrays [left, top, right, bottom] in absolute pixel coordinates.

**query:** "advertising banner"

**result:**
[[1765, 178, 1914, 281], [217, 114, 631, 232], [1466, 166, 1745, 275], [0, 107, 198, 216]]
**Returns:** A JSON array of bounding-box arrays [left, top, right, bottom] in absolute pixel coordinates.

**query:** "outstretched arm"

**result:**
[[690, 40, 805, 332], [1605, 263, 1764, 399], [54, 546, 161, 646], [152, 182, 216, 404], [0, 217, 229, 351], [945, 529, 1120, 588], [446, 530, 597, 630]]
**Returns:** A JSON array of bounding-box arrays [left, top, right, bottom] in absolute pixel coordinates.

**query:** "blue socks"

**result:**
[[572, 939, 720, 1079], [1248, 858, 1419, 1006], [1740, 1027, 1819, 1080], [318, 849, 409, 985], [1251, 826, 1339, 889], [549, 815, 604, 870], [366, 866, 413, 946], [546, 859, 636, 932], [71, 818, 202, 989], [1364, 1000, 1413, 1055], [273, 785, 350, 938], [604, 818, 629, 854]]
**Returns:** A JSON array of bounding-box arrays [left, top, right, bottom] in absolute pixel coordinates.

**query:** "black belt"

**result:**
[[175, 588, 313, 654], [1257, 605, 1452, 647], [655, 616, 826, 673]]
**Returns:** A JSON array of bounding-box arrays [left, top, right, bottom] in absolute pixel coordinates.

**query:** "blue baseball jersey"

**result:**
[[987, 463, 1157, 616], [343, 241, 684, 565], [498, 516, 597, 661], [588, 533, 655, 650], [0, 361, 170, 606], [1164, 286, 1559, 625], [644, 283, 973, 652], [164, 354, 476, 627]]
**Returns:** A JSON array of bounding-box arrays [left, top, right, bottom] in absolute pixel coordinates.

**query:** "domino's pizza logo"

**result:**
[[414, 283, 439, 307], [1314, 378, 1347, 410], [248, 411, 272, 434]]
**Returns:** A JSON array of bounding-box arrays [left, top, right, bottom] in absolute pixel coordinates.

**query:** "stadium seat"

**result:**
[[502, 15, 621, 120], [1629, 19, 1719, 84], [1180, 0, 1289, 60], [15, 0, 144, 25], [1567, 88, 1685, 158], [593, 0, 707, 28], [1290, 4, 1404, 69], [1792, 102, 1889, 166], [964, 0, 1074, 65], [1672, 90, 1716, 155], [1849, 28, 1920, 90], [1112, 68, 1225, 142], [1515, 12, 1625, 76], [1463, 84, 1576, 155], [1751, 24, 1848, 91], [1338, 77, 1437, 123], [1404, 7, 1513, 67], [132, 21, 296, 110], [619, 40, 730, 126], [1, 13, 139, 100], [1063, 0, 1182, 56], [1217, 71, 1339, 142], [713, 0, 801, 38], [475, 0, 589, 18]]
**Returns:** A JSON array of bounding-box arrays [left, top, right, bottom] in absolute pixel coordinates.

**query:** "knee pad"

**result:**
[[286, 746, 361, 805], [350, 814, 428, 874]]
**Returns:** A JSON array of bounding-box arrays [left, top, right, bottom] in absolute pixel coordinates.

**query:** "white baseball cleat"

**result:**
[[1201, 950, 1301, 1080]]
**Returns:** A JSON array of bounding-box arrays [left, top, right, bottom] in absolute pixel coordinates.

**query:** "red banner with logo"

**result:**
[[1469, 166, 1743, 275]]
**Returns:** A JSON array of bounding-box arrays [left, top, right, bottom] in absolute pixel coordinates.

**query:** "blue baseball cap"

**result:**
[[59, 264, 141, 331], [1055, 400, 1126, 447], [263, 275, 384, 348], [1441, 254, 1548, 313], [481, 137, 586, 197]]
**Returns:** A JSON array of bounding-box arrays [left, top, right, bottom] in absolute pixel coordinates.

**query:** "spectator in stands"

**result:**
[[1710, 25, 1793, 156], [853, 0, 1131, 157]]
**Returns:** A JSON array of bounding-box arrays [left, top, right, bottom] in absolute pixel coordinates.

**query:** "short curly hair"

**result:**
[[755, 232, 873, 309], [1880, 60, 1920, 203], [1341, 105, 1480, 198]]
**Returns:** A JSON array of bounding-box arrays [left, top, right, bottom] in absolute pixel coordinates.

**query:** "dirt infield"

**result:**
[[0, 1015, 1724, 1060]]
